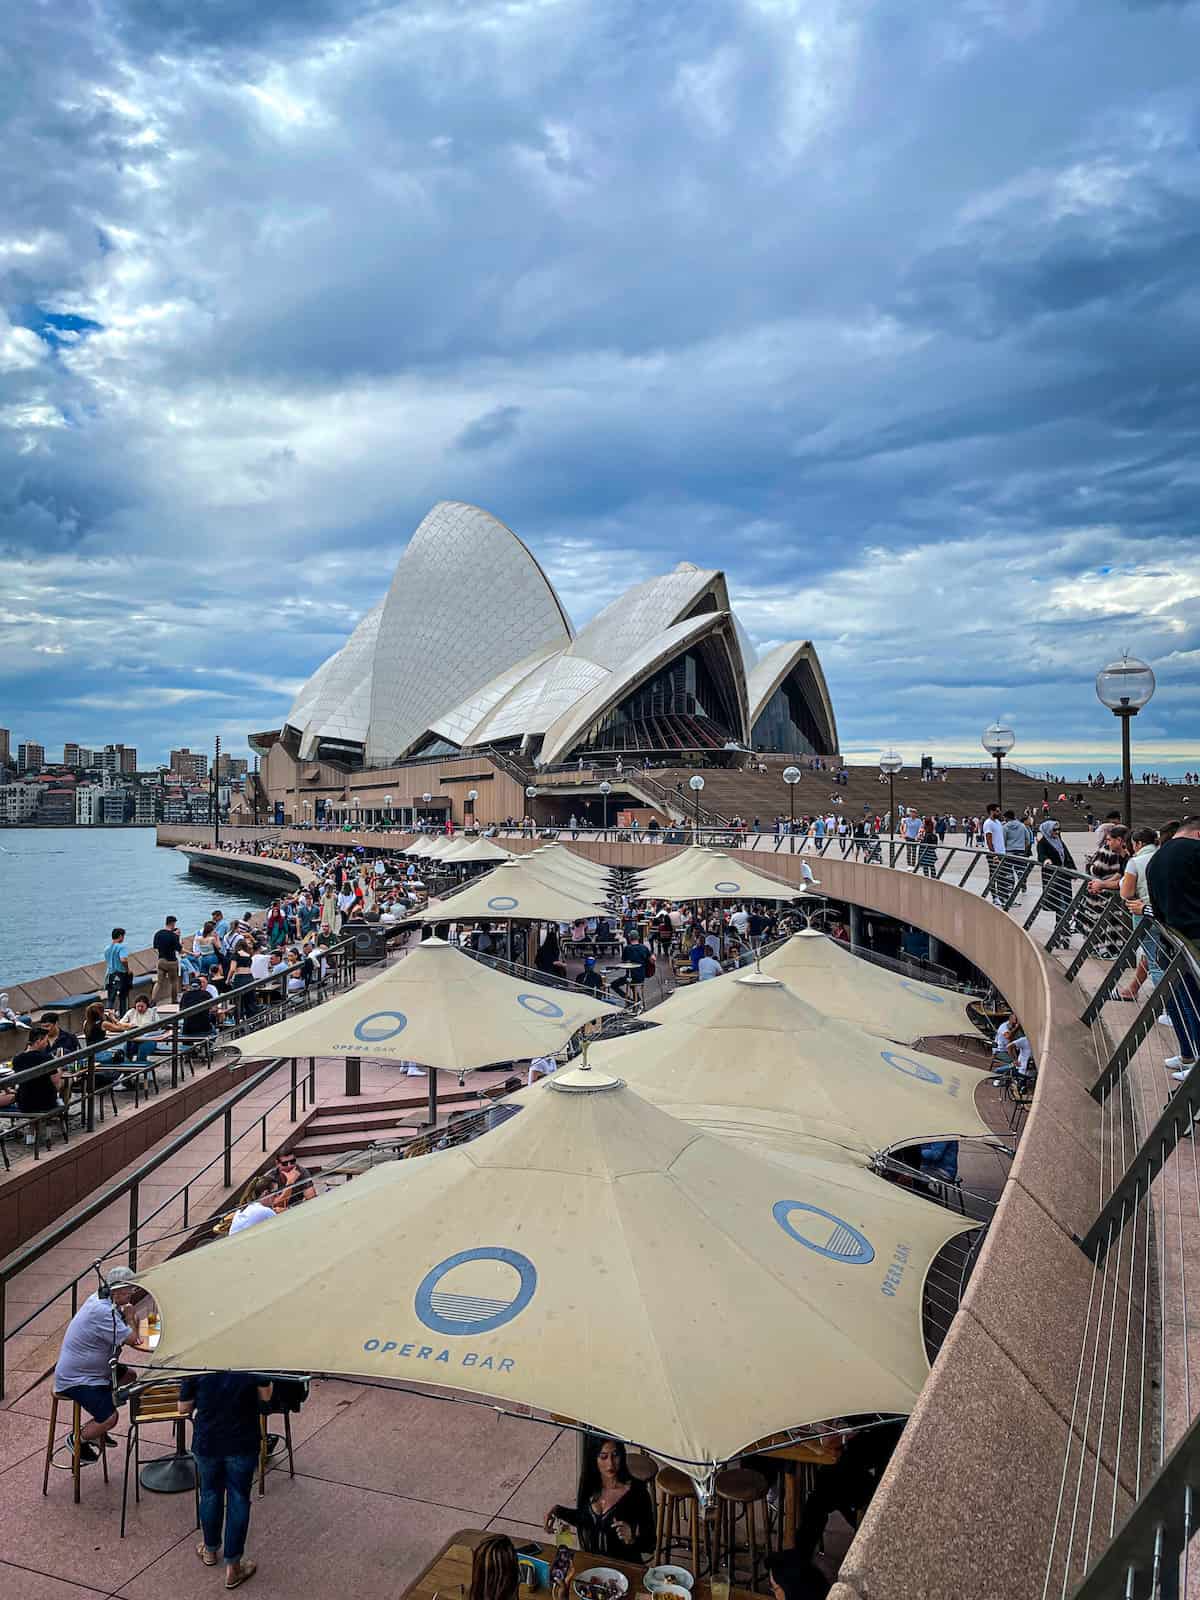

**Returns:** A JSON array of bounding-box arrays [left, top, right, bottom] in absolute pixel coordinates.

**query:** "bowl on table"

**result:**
[[573, 1569, 629, 1600], [644, 1570, 693, 1594]]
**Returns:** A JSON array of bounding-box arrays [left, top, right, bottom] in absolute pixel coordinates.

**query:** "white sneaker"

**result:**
[[1166, 1056, 1197, 1071], [1173, 1069, 1195, 1082]]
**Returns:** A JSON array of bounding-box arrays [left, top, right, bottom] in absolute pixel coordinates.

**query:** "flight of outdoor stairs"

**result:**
[[643, 760, 1188, 833], [293, 1075, 516, 1173]]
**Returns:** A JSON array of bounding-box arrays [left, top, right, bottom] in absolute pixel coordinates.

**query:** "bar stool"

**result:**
[[654, 1465, 701, 1574], [43, 1394, 110, 1504], [711, 1466, 769, 1590]]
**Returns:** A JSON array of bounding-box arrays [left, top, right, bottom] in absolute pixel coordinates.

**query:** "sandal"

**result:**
[[226, 1560, 257, 1590], [197, 1544, 218, 1567]]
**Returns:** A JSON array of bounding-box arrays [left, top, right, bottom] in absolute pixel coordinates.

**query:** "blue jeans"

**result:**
[[195, 1450, 256, 1562]]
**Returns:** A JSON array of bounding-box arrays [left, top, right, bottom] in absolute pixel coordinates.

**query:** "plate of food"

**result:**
[[644, 1568, 694, 1593], [573, 1569, 629, 1600]]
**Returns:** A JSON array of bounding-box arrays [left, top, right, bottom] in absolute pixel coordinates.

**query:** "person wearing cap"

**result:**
[[578, 956, 606, 997], [52, 1266, 146, 1462]]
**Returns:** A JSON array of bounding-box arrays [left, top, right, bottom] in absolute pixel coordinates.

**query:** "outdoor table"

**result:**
[[744, 1435, 842, 1548], [402, 1529, 761, 1600]]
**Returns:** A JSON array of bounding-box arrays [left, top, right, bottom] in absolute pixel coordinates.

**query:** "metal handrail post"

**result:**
[[170, 1014, 180, 1091], [309, 1056, 316, 1103], [223, 1106, 233, 1188], [1092, 949, 1189, 1102], [128, 1186, 139, 1273], [1064, 893, 1122, 981], [1046, 878, 1093, 952], [290, 1057, 297, 1122], [1078, 1079, 1200, 1262], [1080, 920, 1148, 1025]]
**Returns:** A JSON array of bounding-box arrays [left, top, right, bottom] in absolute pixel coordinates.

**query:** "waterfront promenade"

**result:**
[[0, 830, 1193, 1598]]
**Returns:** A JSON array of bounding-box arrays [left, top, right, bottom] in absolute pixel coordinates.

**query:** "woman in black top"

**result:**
[[546, 1436, 655, 1562]]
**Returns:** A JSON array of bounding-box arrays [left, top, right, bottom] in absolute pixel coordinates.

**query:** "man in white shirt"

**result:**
[[729, 907, 750, 938], [698, 953, 724, 980], [901, 809, 922, 865], [980, 804, 1008, 903], [249, 949, 272, 983], [229, 1176, 279, 1235]]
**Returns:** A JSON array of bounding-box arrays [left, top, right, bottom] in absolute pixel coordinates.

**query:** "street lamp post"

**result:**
[[879, 749, 903, 841], [384, 794, 392, 831], [599, 780, 612, 834], [981, 723, 1016, 812], [689, 773, 705, 838], [782, 765, 801, 852], [525, 784, 538, 833], [466, 787, 478, 827], [421, 791, 432, 831], [1096, 653, 1156, 829]]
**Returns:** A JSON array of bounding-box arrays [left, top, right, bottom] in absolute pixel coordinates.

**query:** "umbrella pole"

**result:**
[[427, 1066, 438, 1126]]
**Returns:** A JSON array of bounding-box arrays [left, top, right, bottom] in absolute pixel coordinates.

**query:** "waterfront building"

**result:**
[[101, 787, 131, 824], [75, 783, 106, 825], [37, 781, 75, 824], [0, 727, 10, 767], [275, 500, 837, 770], [0, 781, 40, 823], [133, 785, 160, 825], [17, 741, 45, 773]]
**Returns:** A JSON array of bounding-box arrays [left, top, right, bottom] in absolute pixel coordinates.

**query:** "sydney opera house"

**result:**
[[271, 501, 838, 772]]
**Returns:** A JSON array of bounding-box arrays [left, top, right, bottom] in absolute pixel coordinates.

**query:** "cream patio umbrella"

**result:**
[[758, 930, 978, 1044], [530, 845, 615, 888], [417, 858, 610, 927], [587, 970, 992, 1159], [134, 1065, 975, 1477], [227, 937, 620, 1121], [635, 850, 804, 903], [443, 838, 516, 865]]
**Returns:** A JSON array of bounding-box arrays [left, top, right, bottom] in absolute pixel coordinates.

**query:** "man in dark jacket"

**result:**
[[1146, 820, 1200, 1072]]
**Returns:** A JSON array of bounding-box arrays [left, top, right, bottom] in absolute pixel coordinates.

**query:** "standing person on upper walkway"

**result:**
[[1146, 819, 1200, 1078], [151, 915, 183, 1004]]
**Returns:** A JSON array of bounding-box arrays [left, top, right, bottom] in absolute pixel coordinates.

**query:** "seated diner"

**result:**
[[545, 1435, 655, 1562]]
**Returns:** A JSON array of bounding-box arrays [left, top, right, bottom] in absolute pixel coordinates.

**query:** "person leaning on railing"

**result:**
[[1146, 818, 1200, 1077]]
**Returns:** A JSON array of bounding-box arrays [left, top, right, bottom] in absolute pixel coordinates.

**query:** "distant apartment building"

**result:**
[[216, 753, 248, 781], [162, 789, 189, 824], [101, 788, 131, 824], [170, 747, 209, 783], [17, 741, 45, 773], [63, 742, 84, 768], [133, 786, 160, 825], [101, 743, 137, 775], [38, 785, 76, 825], [76, 783, 106, 825], [0, 782, 40, 823], [0, 728, 9, 767], [188, 788, 212, 823]]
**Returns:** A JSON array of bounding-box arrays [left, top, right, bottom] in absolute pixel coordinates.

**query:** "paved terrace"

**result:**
[[0, 833, 1166, 1599]]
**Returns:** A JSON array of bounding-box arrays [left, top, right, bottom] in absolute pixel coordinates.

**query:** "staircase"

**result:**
[[294, 1083, 504, 1172]]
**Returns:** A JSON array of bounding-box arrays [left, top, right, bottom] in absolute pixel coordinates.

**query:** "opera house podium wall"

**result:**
[[155, 825, 1109, 1598]]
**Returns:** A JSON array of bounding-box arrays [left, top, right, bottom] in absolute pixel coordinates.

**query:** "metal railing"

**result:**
[[0, 1053, 317, 1398], [1031, 882, 1200, 1597], [0, 936, 357, 1160]]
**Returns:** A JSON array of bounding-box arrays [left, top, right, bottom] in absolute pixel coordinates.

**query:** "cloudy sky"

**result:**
[[2, 0, 1198, 775]]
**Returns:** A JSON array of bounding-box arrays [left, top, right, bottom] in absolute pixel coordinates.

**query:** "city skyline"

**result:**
[[2, 2, 1197, 770]]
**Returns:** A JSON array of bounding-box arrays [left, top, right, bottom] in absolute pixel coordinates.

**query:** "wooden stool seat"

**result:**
[[654, 1465, 701, 1573], [43, 1394, 110, 1504], [712, 1465, 769, 1589], [716, 1466, 767, 1503], [627, 1451, 658, 1486]]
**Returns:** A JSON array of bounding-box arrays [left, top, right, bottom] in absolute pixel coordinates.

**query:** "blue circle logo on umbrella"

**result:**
[[773, 1201, 875, 1264], [880, 1049, 943, 1084], [899, 980, 944, 1003], [488, 895, 520, 912], [714, 880, 740, 893], [415, 1247, 538, 1335], [517, 993, 564, 1019], [354, 1011, 408, 1043]]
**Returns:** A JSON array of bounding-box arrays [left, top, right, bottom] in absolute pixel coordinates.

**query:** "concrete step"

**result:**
[[308, 1085, 491, 1126], [306, 1107, 426, 1139], [296, 1125, 422, 1159]]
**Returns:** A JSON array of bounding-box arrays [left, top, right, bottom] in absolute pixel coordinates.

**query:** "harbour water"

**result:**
[[0, 829, 272, 988]]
